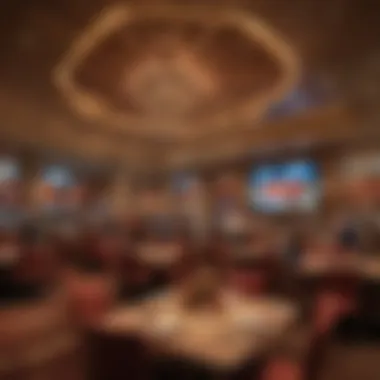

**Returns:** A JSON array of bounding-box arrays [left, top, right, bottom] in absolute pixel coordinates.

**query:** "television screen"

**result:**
[[39, 165, 82, 210], [249, 160, 319, 213], [42, 165, 75, 188]]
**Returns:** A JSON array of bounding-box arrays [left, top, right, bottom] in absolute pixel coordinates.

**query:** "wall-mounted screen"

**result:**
[[249, 160, 320, 213], [38, 165, 82, 211]]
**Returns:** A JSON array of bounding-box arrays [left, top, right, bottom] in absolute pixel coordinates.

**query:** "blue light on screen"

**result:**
[[249, 160, 319, 213], [42, 165, 75, 188], [282, 160, 318, 182], [253, 165, 278, 186], [0, 158, 19, 181]]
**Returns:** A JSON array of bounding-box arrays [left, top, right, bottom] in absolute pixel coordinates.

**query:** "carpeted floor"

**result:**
[[319, 344, 380, 380]]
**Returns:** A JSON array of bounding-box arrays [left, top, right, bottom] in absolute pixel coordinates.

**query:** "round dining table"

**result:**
[[136, 243, 183, 270], [88, 289, 299, 380]]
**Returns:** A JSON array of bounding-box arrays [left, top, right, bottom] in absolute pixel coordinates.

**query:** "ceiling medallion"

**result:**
[[53, 4, 300, 141], [125, 47, 218, 119]]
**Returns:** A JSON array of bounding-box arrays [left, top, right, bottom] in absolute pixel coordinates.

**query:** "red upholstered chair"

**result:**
[[313, 286, 357, 336], [259, 326, 327, 380], [167, 250, 186, 284], [261, 357, 304, 380], [14, 243, 57, 287], [229, 269, 268, 296], [96, 236, 124, 273], [311, 270, 359, 336], [65, 270, 115, 327], [260, 276, 352, 380], [119, 254, 150, 288]]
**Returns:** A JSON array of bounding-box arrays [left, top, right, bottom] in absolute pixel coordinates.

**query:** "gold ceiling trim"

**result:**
[[53, 4, 300, 141]]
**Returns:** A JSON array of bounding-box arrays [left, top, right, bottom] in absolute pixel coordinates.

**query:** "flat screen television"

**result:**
[[249, 160, 320, 213], [39, 165, 80, 211]]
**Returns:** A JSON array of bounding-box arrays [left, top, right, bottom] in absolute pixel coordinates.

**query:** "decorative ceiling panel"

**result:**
[[1, 0, 379, 169], [54, 3, 299, 141]]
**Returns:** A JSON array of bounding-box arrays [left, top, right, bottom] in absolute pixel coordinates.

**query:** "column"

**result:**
[[21, 152, 42, 217], [107, 169, 134, 221]]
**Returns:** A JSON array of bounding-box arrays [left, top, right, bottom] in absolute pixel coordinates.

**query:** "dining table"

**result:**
[[136, 243, 183, 270], [89, 289, 299, 379], [297, 252, 380, 281]]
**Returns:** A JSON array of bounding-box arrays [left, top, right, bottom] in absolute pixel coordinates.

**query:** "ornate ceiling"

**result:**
[[53, 4, 299, 141], [0, 0, 379, 171]]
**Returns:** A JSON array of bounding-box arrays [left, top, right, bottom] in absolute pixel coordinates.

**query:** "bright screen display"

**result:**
[[39, 165, 81, 210], [43, 165, 75, 188], [249, 160, 320, 213]]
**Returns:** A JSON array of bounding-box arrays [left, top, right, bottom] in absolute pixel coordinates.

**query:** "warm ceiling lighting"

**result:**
[[53, 4, 300, 141]]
